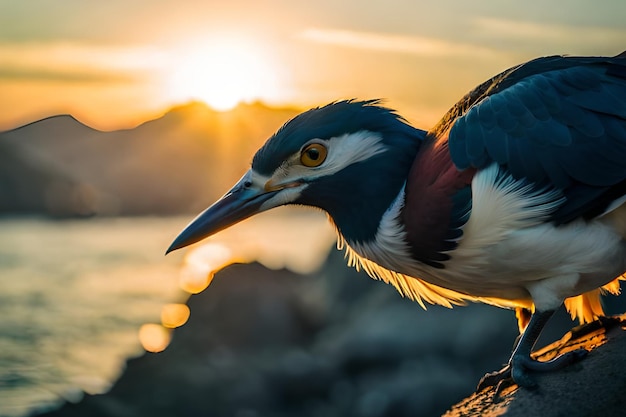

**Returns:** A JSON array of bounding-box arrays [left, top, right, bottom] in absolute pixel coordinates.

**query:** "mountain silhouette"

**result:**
[[0, 102, 300, 217]]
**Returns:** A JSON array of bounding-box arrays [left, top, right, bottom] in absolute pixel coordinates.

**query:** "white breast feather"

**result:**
[[336, 186, 479, 309], [336, 163, 626, 317], [442, 163, 565, 280]]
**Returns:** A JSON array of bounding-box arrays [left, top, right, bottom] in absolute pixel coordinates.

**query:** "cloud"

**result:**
[[0, 68, 136, 83], [471, 17, 626, 53], [298, 28, 496, 58], [0, 42, 167, 82], [298, 21, 625, 62]]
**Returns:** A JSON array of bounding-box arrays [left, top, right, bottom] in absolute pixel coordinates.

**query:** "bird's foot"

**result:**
[[478, 349, 589, 394], [477, 364, 515, 401]]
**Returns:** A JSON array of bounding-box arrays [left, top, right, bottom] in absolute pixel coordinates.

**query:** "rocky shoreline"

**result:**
[[32, 250, 624, 417]]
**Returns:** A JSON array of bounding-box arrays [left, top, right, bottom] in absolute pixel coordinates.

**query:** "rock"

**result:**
[[31, 252, 626, 417], [444, 315, 626, 417]]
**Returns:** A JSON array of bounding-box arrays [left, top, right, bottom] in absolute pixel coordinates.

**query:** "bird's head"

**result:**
[[167, 100, 426, 254]]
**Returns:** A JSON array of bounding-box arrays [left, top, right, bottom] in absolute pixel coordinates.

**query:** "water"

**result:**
[[0, 210, 335, 417]]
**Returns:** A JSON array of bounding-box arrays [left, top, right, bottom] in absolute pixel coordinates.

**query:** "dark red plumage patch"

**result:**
[[402, 132, 475, 268]]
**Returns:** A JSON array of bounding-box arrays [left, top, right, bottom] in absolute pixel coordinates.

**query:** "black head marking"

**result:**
[[252, 100, 420, 175]]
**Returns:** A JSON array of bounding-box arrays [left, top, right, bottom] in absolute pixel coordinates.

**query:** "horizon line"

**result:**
[[0, 99, 312, 133]]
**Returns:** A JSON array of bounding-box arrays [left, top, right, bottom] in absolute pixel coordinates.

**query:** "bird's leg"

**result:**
[[478, 309, 529, 390], [478, 308, 588, 391]]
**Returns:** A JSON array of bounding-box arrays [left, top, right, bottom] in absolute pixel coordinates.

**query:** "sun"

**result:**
[[166, 37, 279, 111]]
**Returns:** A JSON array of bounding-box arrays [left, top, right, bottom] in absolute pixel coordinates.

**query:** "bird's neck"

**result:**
[[324, 138, 422, 244], [336, 185, 420, 274]]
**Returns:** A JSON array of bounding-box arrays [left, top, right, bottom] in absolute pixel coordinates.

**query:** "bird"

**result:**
[[167, 51, 626, 389]]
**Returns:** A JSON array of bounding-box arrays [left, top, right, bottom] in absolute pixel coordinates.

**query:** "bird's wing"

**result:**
[[444, 53, 626, 224]]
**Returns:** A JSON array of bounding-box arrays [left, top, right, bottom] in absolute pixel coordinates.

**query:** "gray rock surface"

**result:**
[[445, 316, 626, 416], [32, 250, 625, 417]]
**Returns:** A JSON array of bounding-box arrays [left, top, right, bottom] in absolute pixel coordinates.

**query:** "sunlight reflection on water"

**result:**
[[0, 217, 188, 416], [0, 208, 334, 417], [138, 304, 190, 353], [161, 303, 191, 328], [138, 324, 172, 353], [140, 206, 335, 352], [183, 207, 336, 276], [179, 206, 336, 292]]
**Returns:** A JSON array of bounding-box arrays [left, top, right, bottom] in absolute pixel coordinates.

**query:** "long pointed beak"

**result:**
[[166, 173, 282, 254]]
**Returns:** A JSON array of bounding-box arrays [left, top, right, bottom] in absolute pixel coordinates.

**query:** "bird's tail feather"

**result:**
[[564, 276, 624, 324]]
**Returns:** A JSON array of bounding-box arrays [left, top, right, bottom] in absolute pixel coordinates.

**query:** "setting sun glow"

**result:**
[[0, 2, 624, 131], [166, 38, 280, 111]]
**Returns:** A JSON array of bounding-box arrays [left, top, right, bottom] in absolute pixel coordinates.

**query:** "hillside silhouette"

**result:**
[[0, 102, 300, 217]]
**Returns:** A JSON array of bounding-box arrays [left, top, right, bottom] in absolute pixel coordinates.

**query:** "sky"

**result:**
[[0, 0, 625, 130]]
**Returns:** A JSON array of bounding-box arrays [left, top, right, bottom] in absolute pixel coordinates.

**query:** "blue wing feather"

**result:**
[[442, 53, 626, 223], [522, 87, 553, 121], [574, 86, 626, 116], [447, 117, 470, 169], [476, 97, 499, 130], [463, 109, 489, 167]]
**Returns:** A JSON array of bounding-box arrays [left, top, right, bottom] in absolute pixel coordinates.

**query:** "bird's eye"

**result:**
[[300, 143, 328, 167]]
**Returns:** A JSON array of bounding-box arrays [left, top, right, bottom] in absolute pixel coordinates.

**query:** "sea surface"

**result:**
[[0, 210, 334, 417]]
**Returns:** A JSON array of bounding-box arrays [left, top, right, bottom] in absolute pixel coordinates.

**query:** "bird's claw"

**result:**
[[477, 365, 511, 392], [509, 354, 539, 389], [524, 348, 589, 372], [478, 348, 589, 396]]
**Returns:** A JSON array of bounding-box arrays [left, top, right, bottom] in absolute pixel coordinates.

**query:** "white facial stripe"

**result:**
[[242, 168, 307, 210], [315, 130, 387, 177], [259, 184, 308, 211], [268, 130, 387, 187], [246, 169, 271, 189]]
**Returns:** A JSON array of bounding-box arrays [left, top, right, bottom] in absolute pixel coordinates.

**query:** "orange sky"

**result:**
[[0, 1, 624, 131]]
